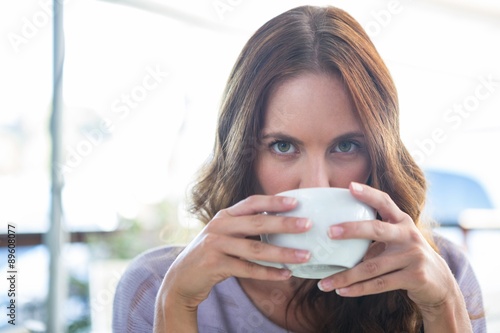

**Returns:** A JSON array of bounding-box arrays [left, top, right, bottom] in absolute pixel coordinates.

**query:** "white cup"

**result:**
[[254, 187, 375, 279]]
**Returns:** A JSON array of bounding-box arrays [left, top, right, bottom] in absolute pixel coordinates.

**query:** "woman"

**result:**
[[113, 5, 485, 332]]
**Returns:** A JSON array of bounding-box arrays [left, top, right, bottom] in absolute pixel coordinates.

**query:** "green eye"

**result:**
[[277, 142, 291, 152], [336, 141, 353, 152], [270, 141, 296, 154]]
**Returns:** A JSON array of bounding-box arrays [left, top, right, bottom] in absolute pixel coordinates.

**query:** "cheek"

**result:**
[[331, 156, 372, 188], [254, 156, 295, 195], [350, 156, 372, 184]]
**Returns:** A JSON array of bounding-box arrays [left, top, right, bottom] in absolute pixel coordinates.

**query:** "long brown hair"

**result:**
[[190, 5, 432, 332]]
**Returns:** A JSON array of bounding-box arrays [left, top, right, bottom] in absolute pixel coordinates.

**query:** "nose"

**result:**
[[299, 157, 331, 188]]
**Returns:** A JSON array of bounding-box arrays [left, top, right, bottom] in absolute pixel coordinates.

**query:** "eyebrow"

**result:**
[[261, 131, 366, 146], [261, 132, 304, 145]]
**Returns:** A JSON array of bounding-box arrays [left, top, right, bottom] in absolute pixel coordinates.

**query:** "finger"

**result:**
[[333, 270, 407, 297], [318, 253, 410, 293], [223, 195, 298, 217], [212, 234, 311, 264], [349, 182, 409, 224], [210, 213, 312, 237], [328, 219, 402, 243], [224, 256, 292, 281]]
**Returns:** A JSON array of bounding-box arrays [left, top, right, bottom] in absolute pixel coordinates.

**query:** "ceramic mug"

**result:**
[[253, 187, 376, 279]]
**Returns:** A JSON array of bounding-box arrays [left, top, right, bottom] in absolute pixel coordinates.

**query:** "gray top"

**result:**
[[112, 235, 486, 332]]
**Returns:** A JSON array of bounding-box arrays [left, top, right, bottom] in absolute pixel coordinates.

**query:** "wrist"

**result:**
[[154, 289, 199, 333], [419, 286, 472, 333]]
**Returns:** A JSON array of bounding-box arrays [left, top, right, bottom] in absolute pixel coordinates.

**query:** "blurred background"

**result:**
[[0, 0, 499, 332]]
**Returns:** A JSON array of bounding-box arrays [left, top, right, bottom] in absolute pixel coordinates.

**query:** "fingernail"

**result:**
[[295, 250, 311, 261], [318, 279, 333, 292], [351, 182, 363, 193], [283, 197, 297, 206], [280, 269, 292, 278], [296, 218, 312, 229], [336, 288, 348, 296], [328, 226, 343, 238]]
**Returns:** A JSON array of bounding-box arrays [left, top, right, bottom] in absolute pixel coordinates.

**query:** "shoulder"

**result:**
[[116, 245, 184, 296], [433, 233, 468, 278], [433, 233, 478, 288], [122, 245, 184, 280], [433, 233, 486, 332], [112, 245, 184, 333]]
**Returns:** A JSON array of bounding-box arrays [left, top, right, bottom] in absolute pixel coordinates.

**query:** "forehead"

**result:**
[[262, 72, 362, 136]]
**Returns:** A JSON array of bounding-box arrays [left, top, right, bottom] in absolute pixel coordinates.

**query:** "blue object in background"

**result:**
[[424, 169, 494, 227]]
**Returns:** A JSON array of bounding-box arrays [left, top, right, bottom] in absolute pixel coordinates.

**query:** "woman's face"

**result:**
[[254, 72, 371, 195]]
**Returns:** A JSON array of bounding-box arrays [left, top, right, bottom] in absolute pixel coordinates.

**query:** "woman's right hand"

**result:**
[[153, 194, 312, 331]]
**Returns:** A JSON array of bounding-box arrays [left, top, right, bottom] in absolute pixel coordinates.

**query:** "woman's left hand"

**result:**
[[318, 182, 471, 329]]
